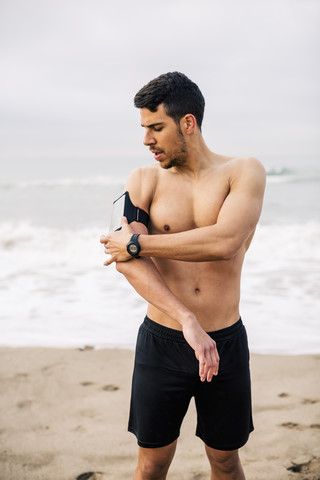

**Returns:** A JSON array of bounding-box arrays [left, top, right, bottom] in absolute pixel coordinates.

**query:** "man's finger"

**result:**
[[206, 367, 214, 383], [206, 350, 217, 381], [100, 235, 107, 244], [120, 216, 128, 226], [199, 354, 207, 382], [213, 346, 220, 376], [104, 255, 115, 266]]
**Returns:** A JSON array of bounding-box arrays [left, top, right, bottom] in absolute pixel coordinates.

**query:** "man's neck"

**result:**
[[174, 136, 216, 180]]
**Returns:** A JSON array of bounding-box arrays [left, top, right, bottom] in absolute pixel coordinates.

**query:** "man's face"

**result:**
[[140, 104, 188, 169]]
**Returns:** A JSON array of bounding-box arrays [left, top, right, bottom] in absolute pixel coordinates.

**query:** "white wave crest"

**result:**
[[0, 175, 125, 189], [0, 221, 319, 352]]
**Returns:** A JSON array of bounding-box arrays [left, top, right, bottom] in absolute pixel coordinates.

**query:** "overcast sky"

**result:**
[[1, 0, 319, 165]]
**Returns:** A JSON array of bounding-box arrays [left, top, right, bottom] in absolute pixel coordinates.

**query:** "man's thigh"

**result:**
[[195, 324, 254, 450], [128, 319, 196, 448]]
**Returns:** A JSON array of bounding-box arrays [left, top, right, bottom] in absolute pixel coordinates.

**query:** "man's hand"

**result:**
[[182, 316, 220, 382], [100, 217, 134, 265]]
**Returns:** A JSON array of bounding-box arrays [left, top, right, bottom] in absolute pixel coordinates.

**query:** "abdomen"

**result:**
[[149, 253, 244, 331]]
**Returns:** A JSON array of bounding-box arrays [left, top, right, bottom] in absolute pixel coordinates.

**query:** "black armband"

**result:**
[[109, 191, 149, 232]]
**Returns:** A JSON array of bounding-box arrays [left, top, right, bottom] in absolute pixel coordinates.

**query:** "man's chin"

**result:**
[[161, 162, 173, 170], [161, 158, 187, 169], [157, 156, 172, 169]]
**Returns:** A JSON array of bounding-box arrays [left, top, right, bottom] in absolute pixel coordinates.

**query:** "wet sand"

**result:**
[[0, 348, 319, 479]]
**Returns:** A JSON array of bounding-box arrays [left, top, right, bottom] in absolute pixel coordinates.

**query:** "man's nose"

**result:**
[[143, 131, 156, 146]]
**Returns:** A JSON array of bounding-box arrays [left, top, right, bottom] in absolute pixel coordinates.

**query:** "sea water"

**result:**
[[1, 154, 319, 353]]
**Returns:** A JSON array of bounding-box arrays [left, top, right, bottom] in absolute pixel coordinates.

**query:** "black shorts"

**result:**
[[128, 316, 254, 450]]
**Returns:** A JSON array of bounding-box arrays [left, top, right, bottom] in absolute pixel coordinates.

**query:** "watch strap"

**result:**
[[131, 233, 140, 243], [127, 233, 141, 258]]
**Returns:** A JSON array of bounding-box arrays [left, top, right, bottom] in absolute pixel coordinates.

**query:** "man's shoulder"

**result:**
[[125, 163, 160, 211], [225, 156, 266, 194], [128, 163, 159, 183], [222, 155, 266, 180], [224, 155, 265, 171]]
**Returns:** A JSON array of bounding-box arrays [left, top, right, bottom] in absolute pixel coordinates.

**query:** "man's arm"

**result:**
[[104, 158, 266, 263], [100, 168, 219, 382], [106, 219, 219, 382]]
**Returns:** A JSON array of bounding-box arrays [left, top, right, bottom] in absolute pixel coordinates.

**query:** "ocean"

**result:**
[[1, 154, 319, 354]]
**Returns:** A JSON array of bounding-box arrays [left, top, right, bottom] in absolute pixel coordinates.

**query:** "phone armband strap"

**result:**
[[124, 191, 149, 227]]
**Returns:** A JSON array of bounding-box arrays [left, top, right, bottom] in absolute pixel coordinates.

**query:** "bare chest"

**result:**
[[149, 171, 230, 234]]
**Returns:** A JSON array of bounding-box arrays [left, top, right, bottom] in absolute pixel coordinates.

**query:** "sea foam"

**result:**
[[1, 221, 319, 353]]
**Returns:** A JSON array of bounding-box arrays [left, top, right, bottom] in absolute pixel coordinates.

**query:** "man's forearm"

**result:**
[[102, 221, 220, 382], [115, 256, 220, 381], [115, 257, 195, 326], [138, 224, 241, 262], [104, 160, 265, 264], [107, 219, 194, 323]]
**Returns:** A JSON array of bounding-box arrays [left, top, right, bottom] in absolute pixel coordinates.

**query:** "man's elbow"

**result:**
[[116, 258, 140, 277], [115, 260, 130, 275], [214, 239, 240, 261]]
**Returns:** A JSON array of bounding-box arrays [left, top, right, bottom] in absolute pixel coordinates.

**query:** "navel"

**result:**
[[164, 224, 170, 231], [195, 288, 200, 294]]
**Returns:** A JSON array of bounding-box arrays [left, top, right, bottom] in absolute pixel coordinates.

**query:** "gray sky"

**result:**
[[1, 0, 319, 164]]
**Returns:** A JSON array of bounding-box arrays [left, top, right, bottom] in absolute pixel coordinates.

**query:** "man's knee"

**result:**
[[136, 442, 177, 479], [138, 459, 169, 479], [205, 447, 240, 473]]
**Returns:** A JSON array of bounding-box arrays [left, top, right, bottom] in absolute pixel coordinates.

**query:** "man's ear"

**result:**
[[181, 114, 197, 134]]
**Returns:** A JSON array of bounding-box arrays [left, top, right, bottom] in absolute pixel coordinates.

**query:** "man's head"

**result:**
[[134, 72, 205, 131]]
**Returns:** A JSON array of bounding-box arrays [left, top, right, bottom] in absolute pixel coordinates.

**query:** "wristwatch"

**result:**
[[126, 234, 141, 258]]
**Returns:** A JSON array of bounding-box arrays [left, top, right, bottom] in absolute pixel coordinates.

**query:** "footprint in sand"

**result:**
[[281, 422, 320, 431], [301, 398, 319, 404], [102, 384, 119, 391], [287, 455, 320, 475], [79, 382, 119, 391], [73, 425, 86, 433], [17, 399, 33, 409], [278, 393, 320, 406], [281, 422, 299, 429]]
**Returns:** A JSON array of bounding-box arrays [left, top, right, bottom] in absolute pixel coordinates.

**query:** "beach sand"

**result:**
[[0, 348, 319, 480]]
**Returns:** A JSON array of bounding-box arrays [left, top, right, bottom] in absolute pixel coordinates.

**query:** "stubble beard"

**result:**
[[162, 128, 188, 170]]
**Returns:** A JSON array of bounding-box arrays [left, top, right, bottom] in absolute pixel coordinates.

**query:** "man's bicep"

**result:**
[[123, 167, 154, 216], [129, 222, 149, 235], [216, 159, 266, 244]]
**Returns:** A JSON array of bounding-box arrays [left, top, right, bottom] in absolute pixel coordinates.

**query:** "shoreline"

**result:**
[[0, 348, 319, 479]]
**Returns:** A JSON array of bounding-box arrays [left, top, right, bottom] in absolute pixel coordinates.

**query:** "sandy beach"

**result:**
[[0, 348, 319, 480]]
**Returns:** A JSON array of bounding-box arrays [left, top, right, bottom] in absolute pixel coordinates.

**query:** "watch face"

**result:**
[[129, 244, 139, 255]]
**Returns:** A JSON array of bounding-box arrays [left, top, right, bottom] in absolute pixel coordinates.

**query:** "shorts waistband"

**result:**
[[142, 316, 244, 343]]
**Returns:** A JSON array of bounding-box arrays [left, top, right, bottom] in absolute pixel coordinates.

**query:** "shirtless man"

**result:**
[[100, 72, 266, 480]]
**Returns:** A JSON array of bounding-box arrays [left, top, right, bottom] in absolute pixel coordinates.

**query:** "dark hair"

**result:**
[[134, 72, 205, 130]]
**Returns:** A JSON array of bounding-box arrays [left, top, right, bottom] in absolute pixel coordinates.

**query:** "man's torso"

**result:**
[[139, 155, 254, 331]]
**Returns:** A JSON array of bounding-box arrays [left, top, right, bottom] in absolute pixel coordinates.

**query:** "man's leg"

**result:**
[[133, 440, 177, 480], [205, 446, 245, 480]]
